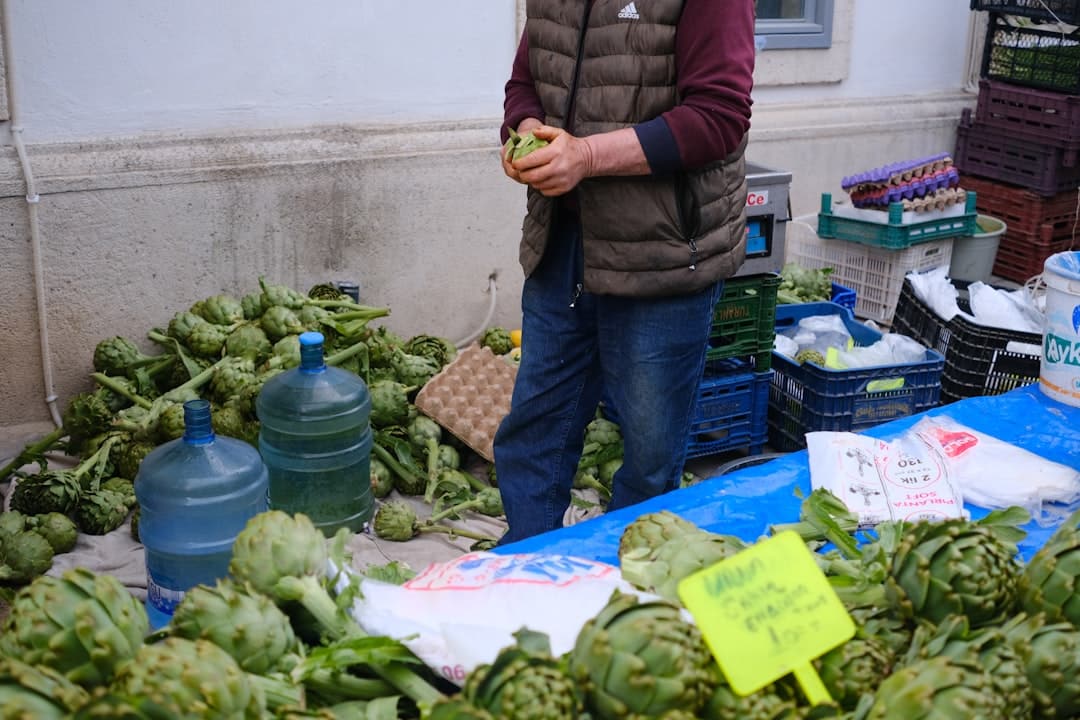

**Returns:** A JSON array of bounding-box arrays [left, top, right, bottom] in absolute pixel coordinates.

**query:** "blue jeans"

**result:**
[[494, 213, 723, 544]]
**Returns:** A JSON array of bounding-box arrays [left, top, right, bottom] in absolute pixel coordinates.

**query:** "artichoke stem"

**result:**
[[172, 355, 231, 395], [300, 669, 397, 701], [419, 524, 498, 544], [0, 425, 66, 481], [372, 443, 423, 492], [273, 575, 358, 643], [326, 339, 370, 368], [248, 672, 306, 712], [427, 498, 481, 525], [423, 438, 441, 505], [92, 372, 153, 410], [313, 304, 391, 320]]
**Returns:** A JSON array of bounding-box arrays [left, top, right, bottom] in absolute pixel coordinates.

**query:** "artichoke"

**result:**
[[373, 501, 420, 542], [74, 488, 131, 535], [166, 579, 299, 675], [427, 698, 497, 720], [101, 476, 136, 508], [885, 517, 1022, 629], [167, 311, 208, 344], [225, 323, 273, 362], [261, 305, 305, 342], [407, 414, 443, 455], [240, 292, 265, 320], [855, 654, 1005, 719], [0, 530, 55, 583], [0, 567, 150, 688], [462, 629, 581, 719], [112, 637, 263, 718], [115, 438, 157, 481], [569, 590, 716, 718], [10, 470, 83, 515], [620, 529, 747, 604], [212, 403, 259, 446], [186, 321, 230, 358], [0, 509, 27, 539], [267, 333, 302, 370], [480, 327, 513, 356], [503, 127, 549, 161], [403, 334, 457, 369], [0, 656, 90, 719], [210, 356, 258, 403], [195, 293, 245, 326], [26, 511, 79, 554], [816, 636, 893, 711], [63, 390, 118, 451], [370, 457, 394, 499], [618, 510, 702, 561], [308, 282, 348, 302], [369, 380, 411, 428], [299, 304, 332, 332], [1020, 506, 1080, 627], [259, 276, 308, 310], [391, 350, 440, 389], [1003, 613, 1080, 718], [365, 325, 405, 367], [703, 679, 800, 720], [93, 336, 152, 377]]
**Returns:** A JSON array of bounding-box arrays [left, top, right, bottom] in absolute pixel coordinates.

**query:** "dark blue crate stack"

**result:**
[[767, 302, 946, 452], [684, 274, 779, 459]]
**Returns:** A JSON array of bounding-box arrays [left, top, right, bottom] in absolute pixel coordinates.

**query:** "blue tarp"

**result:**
[[495, 385, 1080, 563]]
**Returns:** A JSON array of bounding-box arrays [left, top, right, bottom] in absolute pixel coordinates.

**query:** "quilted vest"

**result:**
[[519, 0, 748, 297]]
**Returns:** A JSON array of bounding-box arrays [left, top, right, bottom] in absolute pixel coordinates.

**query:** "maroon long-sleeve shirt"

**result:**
[[503, 0, 756, 174]]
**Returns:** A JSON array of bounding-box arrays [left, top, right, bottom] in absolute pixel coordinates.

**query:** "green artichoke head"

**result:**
[[240, 291, 265, 321], [195, 293, 245, 326], [63, 391, 117, 451], [885, 518, 1022, 629], [620, 529, 747, 604], [113, 637, 263, 718], [156, 401, 187, 442], [228, 511, 329, 596], [185, 321, 230, 359], [618, 511, 702, 563], [26, 511, 79, 554], [403, 334, 458, 369], [261, 305, 305, 343], [9, 470, 82, 516], [224, 322, 273, 363], [370, 457, 394, 499], [390, 349, 440, 388], [0, 509, 28, 539], [0, 568, 150, 689], [479, 327, 513, 356], [372, 501, 420, 542], [167, 579, 299, 675], [816, 636, 893, 712], [463, 628, 581, 719], [210, 355, 258, 403], [0, 530, 55, 584], [167, 311, 208, 344], [259, 276, 308, 310], [1020, 508, 1080, 627], [475, 487, 504, 517], [74, 488, 131, 536], [0, 655, 91, 719], [369, 379, 411, 428], [93, 336, 145, 376], [570, 590, 716, 718], [857, 654, 1005, 719]]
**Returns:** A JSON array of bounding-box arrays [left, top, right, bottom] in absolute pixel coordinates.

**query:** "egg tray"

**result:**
[[415, 344, 517, 463]]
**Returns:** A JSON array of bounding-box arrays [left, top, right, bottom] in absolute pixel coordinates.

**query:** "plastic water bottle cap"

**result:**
[[299, 331, 325, 347]]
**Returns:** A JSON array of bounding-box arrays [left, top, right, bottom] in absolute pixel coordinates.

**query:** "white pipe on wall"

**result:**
[[2, 0, 63, 428]]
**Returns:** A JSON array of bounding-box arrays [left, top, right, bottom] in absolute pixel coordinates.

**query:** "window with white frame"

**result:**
[[755, 0, 834, 50]]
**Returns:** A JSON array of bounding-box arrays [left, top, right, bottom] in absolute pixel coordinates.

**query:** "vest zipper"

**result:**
[[565, 2, 590, 308]]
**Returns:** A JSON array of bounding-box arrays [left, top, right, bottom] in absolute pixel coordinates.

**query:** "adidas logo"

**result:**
[[617, 2, 640, 20]]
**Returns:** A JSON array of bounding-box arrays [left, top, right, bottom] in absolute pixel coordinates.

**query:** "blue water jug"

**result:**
[[256, 331, 374, 536], [135, 399, 269, 629]]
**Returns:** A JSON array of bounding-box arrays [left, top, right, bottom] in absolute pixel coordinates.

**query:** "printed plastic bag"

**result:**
[[806, 431, 966, 526], [912, 416, 1080, 525], [339, 552, 659, 685]]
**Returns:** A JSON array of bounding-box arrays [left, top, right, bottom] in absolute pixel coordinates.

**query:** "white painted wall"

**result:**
[[5, 0, 517, 141]]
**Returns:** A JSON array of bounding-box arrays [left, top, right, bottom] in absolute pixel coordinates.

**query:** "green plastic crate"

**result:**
[[706, 273, 780, 369], [817, 191, 978, 250]]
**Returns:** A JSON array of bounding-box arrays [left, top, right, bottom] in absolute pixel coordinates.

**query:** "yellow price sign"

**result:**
[[677, 530, 855, 704]]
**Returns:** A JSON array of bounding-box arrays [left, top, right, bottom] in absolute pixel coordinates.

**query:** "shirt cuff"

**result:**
[[634, 117, 682, 176]]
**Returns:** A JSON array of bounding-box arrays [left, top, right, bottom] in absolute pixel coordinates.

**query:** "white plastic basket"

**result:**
[[786, 218, 954, 325]]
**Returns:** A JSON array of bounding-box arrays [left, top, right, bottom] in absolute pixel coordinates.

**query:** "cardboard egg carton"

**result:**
[[414, 344, 517, 463]]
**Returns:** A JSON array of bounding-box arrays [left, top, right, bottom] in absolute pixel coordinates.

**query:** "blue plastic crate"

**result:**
[[831, 282, 856, 311], [767, 302, 945, 452], [685, 359, 772, 459]]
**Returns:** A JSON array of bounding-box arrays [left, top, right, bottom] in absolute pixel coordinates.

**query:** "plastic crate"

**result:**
[[685, 359, 771, 459], [767, 302, 945, 452], [955, 109, 1080, 197], [974, 79, 1080, 165], [972, 0, 1080, 24], [960, 174, 1080, 239], [831, 282, 857, 311], [817, 192, 978, 250], [891, 277, 1042, 403], [992, 223, 1075, 282], [707, 273, 781, 369], [786, 220, 954, 325], [982, 13, 1080, 94]]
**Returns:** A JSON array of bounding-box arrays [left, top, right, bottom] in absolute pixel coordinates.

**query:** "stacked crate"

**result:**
[[684, 274, 779, 459], [958, 2, 1080, 282]]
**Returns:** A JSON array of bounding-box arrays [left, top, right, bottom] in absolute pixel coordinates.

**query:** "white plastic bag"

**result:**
[[907, 266, 962, 322], [912, 416, 1080, 525], [340, 552, 659, 685]]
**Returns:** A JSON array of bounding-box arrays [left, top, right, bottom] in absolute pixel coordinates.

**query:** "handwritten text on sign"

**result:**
[[677, 530, 854, 696]]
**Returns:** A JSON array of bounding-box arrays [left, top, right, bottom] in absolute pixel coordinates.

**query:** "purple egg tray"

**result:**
[[849, 167, 961, 208], [841, 153, 954, 191]]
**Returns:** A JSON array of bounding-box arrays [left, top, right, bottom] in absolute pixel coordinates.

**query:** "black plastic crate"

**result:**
[[972, 0, 1080, 24], [890, 277, 1042, 403], [982, 13, 1080, 94]]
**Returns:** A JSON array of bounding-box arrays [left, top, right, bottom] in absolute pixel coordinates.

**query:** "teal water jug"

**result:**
[[135, 399, 269, 629], [256, 331, 374, 535]]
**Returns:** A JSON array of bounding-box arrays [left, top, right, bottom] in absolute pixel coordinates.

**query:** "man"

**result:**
[[494, 0, 756, 543]]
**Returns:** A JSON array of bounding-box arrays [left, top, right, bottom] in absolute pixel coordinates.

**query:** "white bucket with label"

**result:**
[[1040, 251, 1080, 407]]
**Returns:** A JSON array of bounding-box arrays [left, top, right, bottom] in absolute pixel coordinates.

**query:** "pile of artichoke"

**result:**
[[608, 500, 1080, 719]]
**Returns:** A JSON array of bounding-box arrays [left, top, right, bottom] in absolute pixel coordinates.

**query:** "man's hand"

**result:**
[[501, 118, 544, 184], [511, 126, 594, 197]]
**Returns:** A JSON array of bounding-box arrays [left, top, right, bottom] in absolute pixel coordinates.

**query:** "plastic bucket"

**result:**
[[1040, 251, 1080, 407], [948, 214, 1006, 283]]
